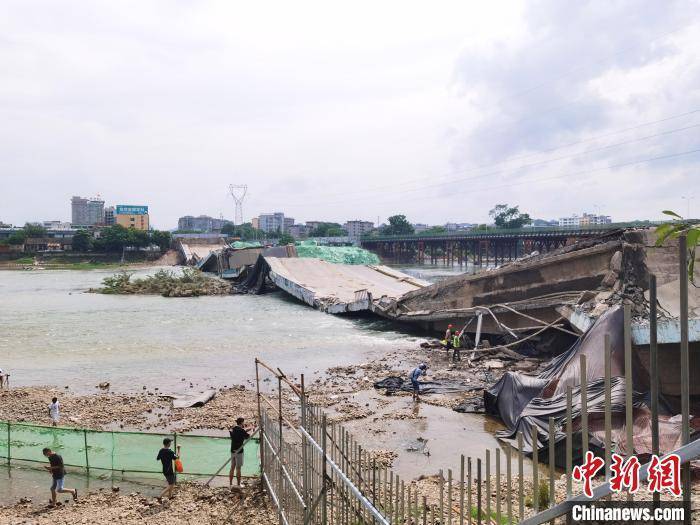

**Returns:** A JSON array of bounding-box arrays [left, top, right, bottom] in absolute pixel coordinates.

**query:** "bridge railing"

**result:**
[[361, 221, 661, 242]]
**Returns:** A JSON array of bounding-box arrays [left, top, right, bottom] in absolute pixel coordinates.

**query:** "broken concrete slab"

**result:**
[[245, 256, 429, 313]]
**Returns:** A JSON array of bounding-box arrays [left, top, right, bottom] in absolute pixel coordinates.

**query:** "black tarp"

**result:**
[[374, 376, 483, 395]]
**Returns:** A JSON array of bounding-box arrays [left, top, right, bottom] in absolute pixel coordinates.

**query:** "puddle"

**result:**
[[340, 390, 535, 480]]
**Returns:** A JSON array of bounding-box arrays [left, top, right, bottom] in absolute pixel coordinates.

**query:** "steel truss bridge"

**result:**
[[360, 223, 654, 265]]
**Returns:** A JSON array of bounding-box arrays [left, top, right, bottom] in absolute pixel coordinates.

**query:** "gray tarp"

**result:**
[[485, 306, 693, 463]]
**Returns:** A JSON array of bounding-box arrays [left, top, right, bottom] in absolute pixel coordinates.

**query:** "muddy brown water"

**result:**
[[1, 264, 532, 504]]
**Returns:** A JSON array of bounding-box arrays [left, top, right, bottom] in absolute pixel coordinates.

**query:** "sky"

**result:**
[[1, 0, 699, 230]]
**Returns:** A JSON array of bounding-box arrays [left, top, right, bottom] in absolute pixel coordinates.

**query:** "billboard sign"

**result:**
[[116, 205, 148, 215]]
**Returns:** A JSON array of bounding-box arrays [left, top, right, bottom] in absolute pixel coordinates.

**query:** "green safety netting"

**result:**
[[295, 240, 380, 265], [231, 241, 262, 249], [0, 421, 259, 477]]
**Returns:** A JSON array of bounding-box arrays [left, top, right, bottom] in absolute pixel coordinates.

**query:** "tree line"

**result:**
[[0, 223, 171, 253]]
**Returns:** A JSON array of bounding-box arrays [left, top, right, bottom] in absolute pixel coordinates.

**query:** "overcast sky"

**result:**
[[1, 1, 699, 229]]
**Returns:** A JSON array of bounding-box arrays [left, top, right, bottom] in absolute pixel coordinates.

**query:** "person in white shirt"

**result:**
[[0, 368, 4, 389], [49, 397, 60, 427]]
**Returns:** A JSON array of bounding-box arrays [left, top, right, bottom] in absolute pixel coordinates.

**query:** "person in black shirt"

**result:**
[[156, 438, 180, 499], [42, 447, 77, 506], [229, 417, 251, 487]]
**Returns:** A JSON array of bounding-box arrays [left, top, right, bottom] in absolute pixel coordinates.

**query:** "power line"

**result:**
[[282, 108, 700, 202], [285, 146, 700, 209], [283, 120, 700, 206]]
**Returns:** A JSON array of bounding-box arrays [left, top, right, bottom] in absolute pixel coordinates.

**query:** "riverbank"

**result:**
[[0, 480, 276, 525], [0, 250, 179, 271]]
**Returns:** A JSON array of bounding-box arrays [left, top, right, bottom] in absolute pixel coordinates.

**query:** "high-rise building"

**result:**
[[87, 197, 105, 225], [71, 196, 89, 226], [251, 217, 260, 230], [115, 205, 150, 230], [71, 196, 104, 226], [104, 206, 115, 225], [344, 220, 374, 238], [258, 212, 287, 233]]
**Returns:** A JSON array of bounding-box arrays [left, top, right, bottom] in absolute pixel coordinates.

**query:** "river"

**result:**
[[0, 263, 521, 503], [0, 264, 464, 394]]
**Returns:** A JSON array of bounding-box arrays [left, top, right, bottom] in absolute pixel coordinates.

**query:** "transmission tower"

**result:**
[[229, 184, 248, 225]]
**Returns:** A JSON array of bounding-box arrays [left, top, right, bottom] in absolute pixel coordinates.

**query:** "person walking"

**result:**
[[156, 438, 180, 499], [0, 367, 6, 388], [409, 363, 428, 401], [48, 397, 60, 427], [229, 417, 251, 487], [42, 447, 77, 506]]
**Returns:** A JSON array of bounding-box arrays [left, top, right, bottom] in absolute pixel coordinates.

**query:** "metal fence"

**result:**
[[257, 234, 697, 524]]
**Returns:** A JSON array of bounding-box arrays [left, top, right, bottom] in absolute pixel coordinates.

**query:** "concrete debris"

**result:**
[[167, 389, 217, 409], [241, 256, 429, 313]]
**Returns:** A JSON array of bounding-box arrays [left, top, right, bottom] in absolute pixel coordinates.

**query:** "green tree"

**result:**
[[489, 204, 531, 229], [23, 223, 47, 238], [221, 223, 236, 236], [383, 215, 414, 236], [278, 232, 295, 245], [127, 228, 150, 248], [99, 225, 131, 252], [423, 226, 447, 235], [309, 222, 346, 237], [71, 229, 93, 252], [656, 210, 699, 284], [7, 230, 26, 245], [151, 230, 172, 252]]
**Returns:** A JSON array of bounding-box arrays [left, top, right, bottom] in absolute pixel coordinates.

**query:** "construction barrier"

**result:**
[[0, 421, 260, 478]]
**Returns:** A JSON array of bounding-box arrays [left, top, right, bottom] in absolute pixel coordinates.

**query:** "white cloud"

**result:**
[[0, 0, 698, 228]]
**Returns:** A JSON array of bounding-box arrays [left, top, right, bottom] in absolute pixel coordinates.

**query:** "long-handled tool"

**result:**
[[205, 427, 260, 487]]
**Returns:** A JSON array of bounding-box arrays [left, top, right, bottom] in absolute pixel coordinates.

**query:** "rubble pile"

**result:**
[[0, 387, 170, 430], [0, 481, 277, 525]]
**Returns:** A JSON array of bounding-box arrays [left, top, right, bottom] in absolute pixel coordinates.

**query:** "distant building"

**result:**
[[115, 205, 150, 230], [527, 219, 558, 228], [42, 221, 72, 230], [104, 206, 115, 225], [71, 196, 104, 226], [559, 213, 612, 228], [178, 215, 232, 232], [87, 198, 105, 225], [284, 217, 295, 230], [412, 223, 430, 233], [445, 222, 474, 231], [580, 213, 612, 226], [287, 224, 309, 238], [251, 217, 260, 230], [305, 221, 324, 231], [258, 212, 288, 233], [344, 220, 374, 238]]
